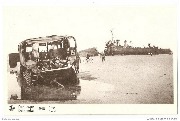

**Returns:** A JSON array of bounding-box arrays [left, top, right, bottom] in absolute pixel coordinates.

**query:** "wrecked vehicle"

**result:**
[[9, 35, 81, 100]]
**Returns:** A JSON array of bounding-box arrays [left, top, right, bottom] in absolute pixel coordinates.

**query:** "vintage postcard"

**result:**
[[1, 0, 178, 118]]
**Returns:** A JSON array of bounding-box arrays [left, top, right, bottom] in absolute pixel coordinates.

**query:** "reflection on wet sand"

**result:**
[[8, 72, 114, 104], [77, 71, 97, 80]]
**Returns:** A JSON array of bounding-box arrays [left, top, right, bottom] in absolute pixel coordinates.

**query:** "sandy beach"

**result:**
[[8, 54, 173, 104]]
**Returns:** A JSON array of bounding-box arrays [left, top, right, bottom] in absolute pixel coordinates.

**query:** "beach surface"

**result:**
[[7, 54, 173, 104]]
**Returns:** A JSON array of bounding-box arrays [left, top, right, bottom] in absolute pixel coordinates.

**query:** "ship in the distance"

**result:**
[[104, 31, 172, 56]]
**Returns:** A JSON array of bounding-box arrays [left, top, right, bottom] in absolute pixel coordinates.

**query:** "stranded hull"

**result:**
[[105, 47, 172, 56]]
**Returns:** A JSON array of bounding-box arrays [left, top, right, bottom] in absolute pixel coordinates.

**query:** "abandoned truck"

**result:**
[[9, 35, 81, 100]]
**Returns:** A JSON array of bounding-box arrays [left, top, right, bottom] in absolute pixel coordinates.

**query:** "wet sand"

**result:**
[[8, 54, 173, 104]]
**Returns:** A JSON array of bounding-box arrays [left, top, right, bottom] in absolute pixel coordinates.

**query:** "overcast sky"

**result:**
[[3, 4, 177, 53]]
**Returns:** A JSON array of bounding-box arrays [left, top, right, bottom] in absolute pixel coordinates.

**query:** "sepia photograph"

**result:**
[[2, 0, 178, 116]]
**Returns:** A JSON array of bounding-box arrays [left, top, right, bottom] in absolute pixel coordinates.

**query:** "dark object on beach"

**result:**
[[9, 53, 20, 68], [10, 94, 18, 100]]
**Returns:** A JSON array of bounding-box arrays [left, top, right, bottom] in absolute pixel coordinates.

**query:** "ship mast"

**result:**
[[110, 29, 114, 42]]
